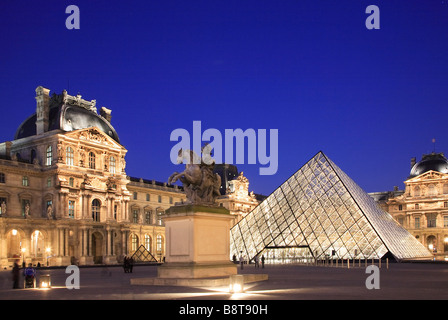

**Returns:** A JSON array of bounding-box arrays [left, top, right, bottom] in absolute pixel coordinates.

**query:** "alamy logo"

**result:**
[[170, 121, 278, 175], [65, 265, 80, 289], [65, 5, 80, 30]]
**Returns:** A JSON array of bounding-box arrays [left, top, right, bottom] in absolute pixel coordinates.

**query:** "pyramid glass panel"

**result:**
[[230, 151, 432, 262]]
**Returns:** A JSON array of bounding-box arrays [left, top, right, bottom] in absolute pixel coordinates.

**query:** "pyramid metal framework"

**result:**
[[230, 152, 432, 262], [131, 245, 159, 263]]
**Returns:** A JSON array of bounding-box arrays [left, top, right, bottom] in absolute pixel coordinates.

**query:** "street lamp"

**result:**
[[39, 274, 51, 289], [229, 275, 244, 293]]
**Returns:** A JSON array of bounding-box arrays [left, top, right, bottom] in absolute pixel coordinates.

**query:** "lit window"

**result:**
[[133, 209, 139, 223], [92, 199, 100, 221], [68, 200, 75, 219], [145, 211, 151, 224], [414, 217, 420, 229], [22, 176, 29, 187], [88, 152, 96, 169], [109, 156, 116, 174], [131, 234, 138, 252], [156, 235, 163, 253], [144, 235, 151, 251], [47, 177, 52, 187], [427, 213, 437, 228], [66, 147, 74, 166], [46, 145, 52, 166], [69, 177, 74, 187]]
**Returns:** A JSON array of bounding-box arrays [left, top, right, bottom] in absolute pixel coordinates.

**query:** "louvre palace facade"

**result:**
[[371, 152, 448, 259], [0, 86, 187, 268]]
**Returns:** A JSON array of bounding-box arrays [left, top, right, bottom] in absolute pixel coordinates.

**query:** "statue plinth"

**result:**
[[157, 204, 237, 279]]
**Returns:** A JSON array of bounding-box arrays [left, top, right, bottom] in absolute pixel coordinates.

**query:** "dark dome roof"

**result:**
[[15, 93, 120, 143], [409, 152, 448, 178]]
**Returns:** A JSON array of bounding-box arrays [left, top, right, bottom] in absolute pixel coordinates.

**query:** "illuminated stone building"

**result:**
[[383, 152, 448, 258], [216, 171, 262, 226], [0, 86, 185, 268]]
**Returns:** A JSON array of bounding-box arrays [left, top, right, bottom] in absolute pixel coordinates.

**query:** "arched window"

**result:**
[[46, 146, 52, 166], [92, 199, 101, 222], [109, 156, 116, 174], [144, 235, 151, 252], [31, 230, 44, 258], [89, 152, 96, 169], [66, 147, 74, 166], [131, 234, 139, 252]]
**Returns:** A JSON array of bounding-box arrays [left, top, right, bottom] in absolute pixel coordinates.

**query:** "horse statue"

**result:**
[[168, 145, 221, 206]]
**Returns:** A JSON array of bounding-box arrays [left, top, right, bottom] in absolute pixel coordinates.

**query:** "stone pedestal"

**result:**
[[157, 204, 237, 279]]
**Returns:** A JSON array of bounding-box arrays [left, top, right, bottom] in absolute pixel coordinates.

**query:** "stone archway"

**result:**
[[427, 235, 437, 253], [92, 232, 104, 264], [6, 229, 23, 259]]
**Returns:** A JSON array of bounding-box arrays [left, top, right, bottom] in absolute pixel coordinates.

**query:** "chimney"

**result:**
[[35, 86, 51, 134], [410, 157, 416, 168]]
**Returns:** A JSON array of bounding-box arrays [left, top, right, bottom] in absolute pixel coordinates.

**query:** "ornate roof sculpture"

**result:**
[[15, 87, 120, 143], [230, 151, 432, 262]]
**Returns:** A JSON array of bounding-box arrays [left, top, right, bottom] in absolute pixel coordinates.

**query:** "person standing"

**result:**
[[261, 255, 265, 269], [12, 259, 20, 289]]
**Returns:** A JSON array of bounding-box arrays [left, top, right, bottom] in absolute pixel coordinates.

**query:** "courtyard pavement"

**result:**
[[0, 261, 446, 301]]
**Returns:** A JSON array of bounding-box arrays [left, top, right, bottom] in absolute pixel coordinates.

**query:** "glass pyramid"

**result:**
[[230, 151, 432, 262]]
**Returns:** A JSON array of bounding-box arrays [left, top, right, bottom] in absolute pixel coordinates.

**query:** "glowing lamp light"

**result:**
[[39, 275, 51, 289], [12, 229, 17, 236], [229, 275, 244, 294]]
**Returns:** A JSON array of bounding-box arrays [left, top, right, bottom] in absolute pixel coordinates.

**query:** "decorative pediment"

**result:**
[[406, 170, 448, 183], [65, 127, 122, 149]]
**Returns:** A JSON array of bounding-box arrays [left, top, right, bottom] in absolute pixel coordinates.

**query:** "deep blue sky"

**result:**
[[1, 1, 448, 196]]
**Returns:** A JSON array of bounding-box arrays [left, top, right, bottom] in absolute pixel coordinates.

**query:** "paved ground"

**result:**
[[0, 262, 446, 301]]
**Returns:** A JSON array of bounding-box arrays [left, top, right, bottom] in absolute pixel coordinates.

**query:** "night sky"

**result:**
[[1, 1, 448, 197]]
